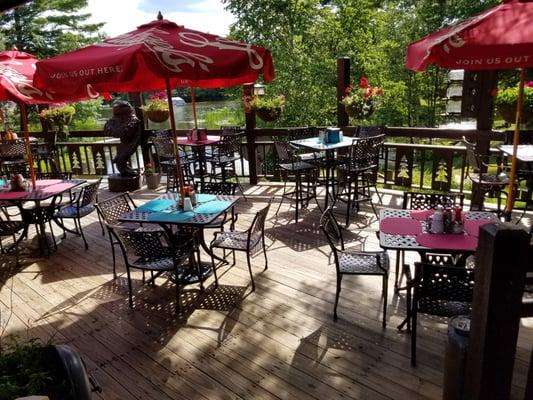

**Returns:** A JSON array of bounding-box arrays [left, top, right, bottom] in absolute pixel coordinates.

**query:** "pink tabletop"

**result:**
[[464, 219, 494, 237], [416, 233, 478, 252], [379, 218, 422, 235], [176, 135, 219, 146], [41, 182, 76, 193], [410, 209, 433, 220], [35, 179, 63, 187]]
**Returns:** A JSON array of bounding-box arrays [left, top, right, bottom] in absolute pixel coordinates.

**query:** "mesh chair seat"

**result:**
[[56, 204, 95, 218], [468, 172, 509, 186], [339, 251, 389, 274], [417, 298, 471, 317], [211, 231, 261, 250], [278, 160, 315, 172]]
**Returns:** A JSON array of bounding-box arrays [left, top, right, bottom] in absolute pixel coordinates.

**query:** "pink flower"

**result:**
[[359, 77, 369, 89], [526, 81, 533, 88], [345, 85, 351, 95]]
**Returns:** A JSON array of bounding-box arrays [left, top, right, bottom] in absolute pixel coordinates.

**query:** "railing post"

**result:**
[[128, 92, 150, 167], [463, 223, 529, 400], [467, 71, 498, 209], [337, 57, 350, 128], [244, 84, 257, 184]]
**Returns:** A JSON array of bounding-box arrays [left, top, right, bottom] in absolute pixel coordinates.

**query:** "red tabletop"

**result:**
[[176, 135, 219, 146], [379, 218, 422, 236], [0, 179, 85, 201], [415, 233, 478, 252]]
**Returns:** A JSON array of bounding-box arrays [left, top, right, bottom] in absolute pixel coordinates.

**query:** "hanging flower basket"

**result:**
[[495, 86, 533, 126], [145, 108, 169, 123], [255, 107, 282, 122], [342, 76, 382, 121], [344, 103, 374, 120]]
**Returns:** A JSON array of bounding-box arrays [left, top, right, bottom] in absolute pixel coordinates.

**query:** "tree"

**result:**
[[0, 0, 104, 59]]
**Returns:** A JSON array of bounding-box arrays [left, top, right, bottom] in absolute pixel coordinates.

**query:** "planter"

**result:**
[[145, 173, 161, 190], [145, 109, 169, 123], [344, 103, 374, 120], [54, 344, 94, 400], [255, 107, 282, 122]]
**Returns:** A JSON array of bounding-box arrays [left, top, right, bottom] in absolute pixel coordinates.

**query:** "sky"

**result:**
[[83, 0, 236, 37]]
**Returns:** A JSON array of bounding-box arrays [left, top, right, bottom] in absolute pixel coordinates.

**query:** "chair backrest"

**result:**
[[216, 132, 242, 156], [247, 199, 272, 241], [95, 193, 136, 225], [414, 262, 475, 314], [0, 139, 26, 159], [288, 127, 315, 140], [274, 140, 297, 164], [220, 126, 243, 136], [152, 134, 175, 160], [402, 191, 464, 210], [349, 134, 384, 169], [358, 126, 384, 138], [197, 181, 237, 195], [78, 178, 102, 208], [110, 225, 168, 262], [319, 207, 344, 254]]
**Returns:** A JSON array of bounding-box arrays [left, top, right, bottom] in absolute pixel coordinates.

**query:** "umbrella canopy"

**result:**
[[0, 50, 100, 104], [0, 50, 104, 189], [405, 0, 533, 217], [406, 0, 533, 72], [33, 15, 276, 195], [33, 18, 275, 95]]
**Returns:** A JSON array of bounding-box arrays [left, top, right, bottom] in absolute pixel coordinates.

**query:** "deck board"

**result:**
[[1, 183, 531, 400]]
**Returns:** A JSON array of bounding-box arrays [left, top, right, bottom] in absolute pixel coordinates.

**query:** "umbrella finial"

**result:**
[[157, 11, 163, 20]]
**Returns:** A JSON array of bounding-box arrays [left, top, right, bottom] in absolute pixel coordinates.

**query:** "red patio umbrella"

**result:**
[[0, 50, 102, 189], [33, 13, 275, 194], [405, 0, 533, 215]]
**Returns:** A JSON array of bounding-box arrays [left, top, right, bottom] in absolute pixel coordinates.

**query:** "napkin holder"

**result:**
[[196, 128, 208, 141], [325, 128, 341, 144]]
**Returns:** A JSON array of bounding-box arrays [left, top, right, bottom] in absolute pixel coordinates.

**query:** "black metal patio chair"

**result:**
[[54, 178, 102, 249], [320, 207, 389, 326], [0, 202, 27, 265], [210, 199, 271, 291], [109, 225, 203, 314]]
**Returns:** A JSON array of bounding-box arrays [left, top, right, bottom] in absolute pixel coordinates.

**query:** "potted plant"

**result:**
[[249, 95, 285, 121], [341, 76, 383, 121], [39, 104, 75, 140], [494, 82, 533, 126], [143, 92, 169, 123], [144, 163, 160, 189], [0, 338, 97, 399]]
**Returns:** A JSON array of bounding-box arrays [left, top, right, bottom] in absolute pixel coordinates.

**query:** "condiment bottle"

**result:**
[[431, 205, 444, 234]]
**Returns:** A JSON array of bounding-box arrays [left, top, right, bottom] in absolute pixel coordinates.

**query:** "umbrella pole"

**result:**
[[20, 103, 36, 190], [165, 78, 185, 197], [504, 68, 526, 219], [190, 87, 198, 129]]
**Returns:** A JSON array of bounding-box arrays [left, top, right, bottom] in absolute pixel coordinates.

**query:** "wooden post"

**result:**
[[244, 84, 257, 184], [463, 223, 529, 400], [337, 57, 350, 128], [468, 70, 497, 210], [128, 92, 150, 166]]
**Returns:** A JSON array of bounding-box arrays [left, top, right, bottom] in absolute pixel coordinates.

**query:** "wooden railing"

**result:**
[[31, 127, 508, 196]]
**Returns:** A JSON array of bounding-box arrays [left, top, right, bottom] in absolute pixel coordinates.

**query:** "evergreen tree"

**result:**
[[0, 0, 104, 59]]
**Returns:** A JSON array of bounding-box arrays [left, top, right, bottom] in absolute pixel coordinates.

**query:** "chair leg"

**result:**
[[262, 237, 268, 270], [333, 274, 342, 321], [175, 281, 181, 315], [275, 180, 287, 216], [210, 251, 219, 288], [126, 267, 134, 309], [345, 178, 352, 227], [394, 250, 401, 289], [109, 233, 117, 279], [382, 274, 388, 328], [246, 252, 255, 291], [48, 220, 57, 251]]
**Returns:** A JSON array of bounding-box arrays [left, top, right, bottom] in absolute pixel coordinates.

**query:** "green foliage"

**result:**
[[249, 95, 286, 110], [223, 0, 499, 128], [0, 0, 104, 59], [204, 106, 244, 129], [39, 104, 75, 132], [495, 87, 533, 109], [341, 77, 383, 120], [0, 338, 68, 400]]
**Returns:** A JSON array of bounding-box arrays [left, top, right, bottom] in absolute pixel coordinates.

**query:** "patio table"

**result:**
[[290, 136, 355, 208], [118, 191, 239, 284], [0, 179, 86, 253], [378, 207, 499, 258], [176, 135, 220, 186], [499, 144, 533, 163]]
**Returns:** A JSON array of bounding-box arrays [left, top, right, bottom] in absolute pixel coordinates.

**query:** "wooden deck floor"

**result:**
[[1, 182, 532, 400]]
